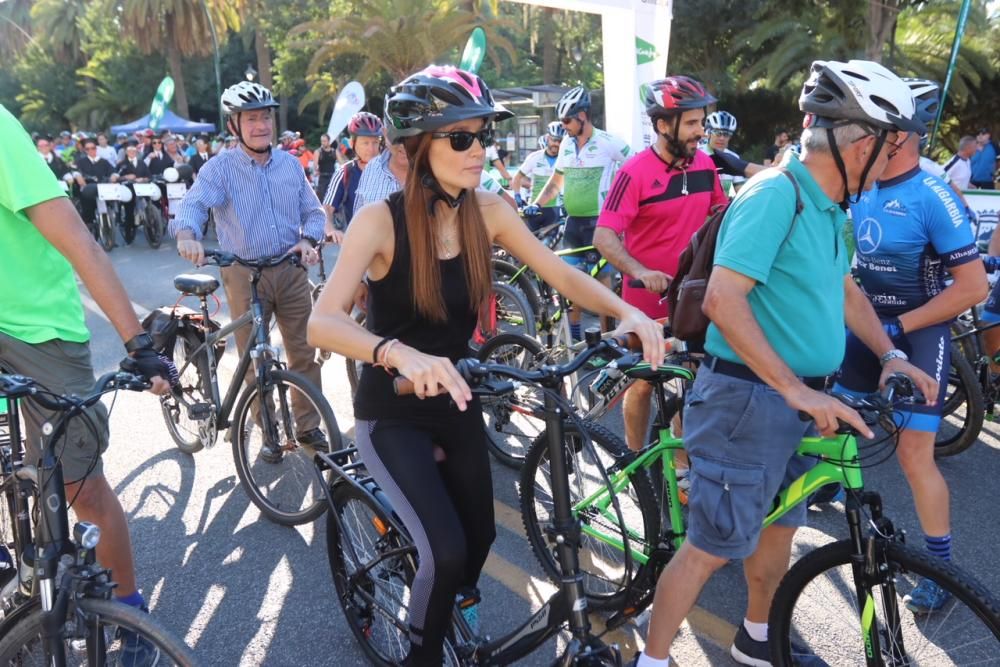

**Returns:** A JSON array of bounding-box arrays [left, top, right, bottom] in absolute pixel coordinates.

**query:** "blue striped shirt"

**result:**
[[170, 146, 325, 260], [354, 150, 403, 211]]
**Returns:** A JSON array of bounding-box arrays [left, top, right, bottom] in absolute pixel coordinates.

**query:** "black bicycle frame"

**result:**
[[181, 268, 274, 432]]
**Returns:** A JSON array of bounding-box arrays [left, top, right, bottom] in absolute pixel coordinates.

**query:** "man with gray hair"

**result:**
[[629, 59, 936, 667], [944, 135, 977, 190]]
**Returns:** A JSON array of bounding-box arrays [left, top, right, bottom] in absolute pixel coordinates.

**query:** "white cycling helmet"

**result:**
[[538, 135, 548, 150], [799, 60, 923, 134], [220, 81, 280, 115], [705, 110, 737, 134], [556, 86, 590, 119], [546, 121, 566, 140]]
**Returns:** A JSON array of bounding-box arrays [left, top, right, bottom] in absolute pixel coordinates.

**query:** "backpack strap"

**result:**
[[777, 166, 803, 245]]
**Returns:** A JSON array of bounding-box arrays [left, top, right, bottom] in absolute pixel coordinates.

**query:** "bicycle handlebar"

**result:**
[[797, 372, 925, 435], [0, 367, 150, 412], [202, 249, 302, 270]]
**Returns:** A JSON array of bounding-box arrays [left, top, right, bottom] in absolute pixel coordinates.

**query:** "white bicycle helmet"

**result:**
[[799, 60, 923, 134], [546, 121, 566, 140], [556, 86, 590, 119], [705, 110, 737, 134], [220, 81, 279, 115]]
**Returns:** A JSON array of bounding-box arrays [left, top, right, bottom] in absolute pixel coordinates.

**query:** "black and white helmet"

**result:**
[[556, 86, 590, 119], [799, 60, 923, 134], [220, 81, 279, 115]]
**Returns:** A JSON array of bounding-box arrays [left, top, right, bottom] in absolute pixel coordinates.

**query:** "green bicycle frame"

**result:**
[[571, 386, 865, 565]]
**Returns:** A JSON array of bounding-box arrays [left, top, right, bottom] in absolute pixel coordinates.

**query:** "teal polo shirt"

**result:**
[[705, 152, 850, 377]]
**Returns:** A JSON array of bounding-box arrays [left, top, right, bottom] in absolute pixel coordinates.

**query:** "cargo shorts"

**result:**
[[0, 331, 109, 482], [683, 364, 815, 560]]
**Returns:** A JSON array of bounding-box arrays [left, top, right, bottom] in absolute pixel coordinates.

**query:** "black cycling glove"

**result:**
[[128, 348, 179, 387]]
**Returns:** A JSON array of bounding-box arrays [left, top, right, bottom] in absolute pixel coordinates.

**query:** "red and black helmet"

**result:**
[[347, 112, 383, 137], [642, 76, 717, 118], [385, 65, 513, 144]]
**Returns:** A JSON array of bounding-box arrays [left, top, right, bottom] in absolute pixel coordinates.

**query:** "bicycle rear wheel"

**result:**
[[233, 368, 339, 525], [520, 420, 659, 610], [492, 259, 542, 321], [0, 597, 195, 666], [160, 329, 213, 454], [486, 282, 536, 341], [768, 538, 1000, 666], [476, 332, 550, 469], [327, 481, 416, 666], [935, 345, 984, 458]]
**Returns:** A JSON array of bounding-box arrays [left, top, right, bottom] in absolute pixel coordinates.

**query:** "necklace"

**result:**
[[437, 224, 460, 259]]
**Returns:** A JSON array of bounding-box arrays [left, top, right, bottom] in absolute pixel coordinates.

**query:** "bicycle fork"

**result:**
[[845, 492, 906, 666]]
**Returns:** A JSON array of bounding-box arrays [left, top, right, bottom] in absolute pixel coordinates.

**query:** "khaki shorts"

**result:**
[[0, 332, 109, 482]]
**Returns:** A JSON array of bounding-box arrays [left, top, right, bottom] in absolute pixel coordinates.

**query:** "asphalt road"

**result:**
[[70, 238, 1000, 666]]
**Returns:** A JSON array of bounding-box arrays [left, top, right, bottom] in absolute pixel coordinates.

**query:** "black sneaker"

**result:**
[[296, 428, 328, 451], [730, 625, 829, 666]]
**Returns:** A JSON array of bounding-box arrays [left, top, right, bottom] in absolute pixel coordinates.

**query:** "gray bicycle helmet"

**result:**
[[556, 86, 591, 119]]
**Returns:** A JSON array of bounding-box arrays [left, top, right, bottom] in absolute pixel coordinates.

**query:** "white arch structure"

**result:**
[[504, 0, 673, 149]]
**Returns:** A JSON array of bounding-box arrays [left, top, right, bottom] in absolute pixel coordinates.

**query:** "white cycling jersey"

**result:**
[[554, 128, 631, 218], [919, 155, 950, 184], [517, 149, 560, 207]]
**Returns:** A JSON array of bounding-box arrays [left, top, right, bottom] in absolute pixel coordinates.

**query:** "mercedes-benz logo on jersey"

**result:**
[[856, 217, 882, 255]]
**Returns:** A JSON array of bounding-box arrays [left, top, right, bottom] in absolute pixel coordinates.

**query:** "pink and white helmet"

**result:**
[[384, 65, 513, 144]]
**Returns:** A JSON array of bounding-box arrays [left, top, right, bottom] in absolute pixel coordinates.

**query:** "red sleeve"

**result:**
[[597, 166, 638, 235]]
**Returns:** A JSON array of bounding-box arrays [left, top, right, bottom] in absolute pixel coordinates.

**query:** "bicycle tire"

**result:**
[[160, 329, 213, 454], [120, 208, 136, 245], [487, 281, 536, 341], [768, 538, 1000, 666], [935, 344, 984, 458], [476, 332, 550, 469], [520, 419, 660, 610], [99, 213, 115, 252], [345, 310, 367, 396], [232, 368, 339, 525], [144, 204, 165, 249], [327, 481, 416, 666], [492, 259, 542, 321], [0, 596, 195, 666]]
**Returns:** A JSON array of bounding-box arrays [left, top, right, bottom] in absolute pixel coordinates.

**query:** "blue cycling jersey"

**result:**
[[850, 165, 978, 317]]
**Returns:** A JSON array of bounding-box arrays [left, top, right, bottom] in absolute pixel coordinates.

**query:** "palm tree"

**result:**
[[0, 0, 34, 60], [290, 0, 516, 119], [30, 0, 89, 64], [114, 0, 244, 118]]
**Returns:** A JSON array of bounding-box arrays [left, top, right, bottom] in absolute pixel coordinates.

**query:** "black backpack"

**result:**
[[665, 167, 802, 345]]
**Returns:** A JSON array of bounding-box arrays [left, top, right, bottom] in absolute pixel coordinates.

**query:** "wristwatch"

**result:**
[[124, 332, 155, 354], [879, 348, 909, 366]]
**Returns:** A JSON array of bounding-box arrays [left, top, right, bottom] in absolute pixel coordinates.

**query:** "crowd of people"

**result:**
[[4, 40, 1000, 666]]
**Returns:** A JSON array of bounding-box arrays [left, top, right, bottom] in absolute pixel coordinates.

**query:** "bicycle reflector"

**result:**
[[371, 516, 388, 536], [74, 522, 102, 550]]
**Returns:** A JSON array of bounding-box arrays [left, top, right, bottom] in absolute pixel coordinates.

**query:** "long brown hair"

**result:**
[[402, 134, 492, 323]]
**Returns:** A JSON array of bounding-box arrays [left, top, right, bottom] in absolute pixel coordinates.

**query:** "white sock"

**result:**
[[636, 653, 671, 667], [744, 618, 768, 643]]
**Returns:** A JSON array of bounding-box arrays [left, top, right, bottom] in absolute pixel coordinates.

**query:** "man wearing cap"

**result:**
[[630, 60, 935, 667]]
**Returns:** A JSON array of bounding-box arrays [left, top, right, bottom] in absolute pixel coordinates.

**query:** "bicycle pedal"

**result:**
[[188, 403, 213, 420]]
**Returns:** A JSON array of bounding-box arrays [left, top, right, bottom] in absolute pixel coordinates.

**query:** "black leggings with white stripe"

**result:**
[[355, 407, 496, 666]]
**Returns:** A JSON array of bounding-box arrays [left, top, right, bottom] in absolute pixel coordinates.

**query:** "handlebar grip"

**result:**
[[627, 278, 644, 288]]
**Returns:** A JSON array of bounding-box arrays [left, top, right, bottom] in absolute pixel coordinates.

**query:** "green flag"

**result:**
[[930, 0, 972, 150], [149, 76, 175, 130], [459, 27, 487, 74]]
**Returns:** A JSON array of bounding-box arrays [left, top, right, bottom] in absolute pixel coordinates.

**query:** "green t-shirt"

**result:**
[[554, 128, 631, 218], [705, 153, 850, 377], [0, 105, 89, 344]]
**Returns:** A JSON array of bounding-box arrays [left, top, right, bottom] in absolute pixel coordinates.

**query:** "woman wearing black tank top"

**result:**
[[308, 66, 664, 666]]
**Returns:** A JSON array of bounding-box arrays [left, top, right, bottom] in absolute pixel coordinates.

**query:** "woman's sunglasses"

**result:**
[[430, 128, 494, 152]]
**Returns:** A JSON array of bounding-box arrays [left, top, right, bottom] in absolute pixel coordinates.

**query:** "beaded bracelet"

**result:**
[[375, 339, 399, 373]]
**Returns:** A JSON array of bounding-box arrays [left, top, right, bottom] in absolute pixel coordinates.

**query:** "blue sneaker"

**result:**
[[904, 577, 952, 614], [116, 606, 161, 667], [456, 587, 481, 636]]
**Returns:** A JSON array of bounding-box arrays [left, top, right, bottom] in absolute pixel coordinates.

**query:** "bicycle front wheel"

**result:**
[[144, 204, 165, 249], [99, 213, 115, 252], [935, 345, 984, 458], [327, 480, 416, 666], [520, 420, 659, 610], [233, 368, 339, 525], [768, 538, 1000, 666], [0, 597, 195, 666]]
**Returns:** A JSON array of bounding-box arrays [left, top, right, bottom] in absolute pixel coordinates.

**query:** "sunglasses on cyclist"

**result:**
[[430, 128, 494, 152], [560, 116, 581, 126], [710, 131, 733, 138]]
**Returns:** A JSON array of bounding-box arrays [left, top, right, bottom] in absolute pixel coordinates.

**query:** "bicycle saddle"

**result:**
[[174, 273, 220, 296]]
